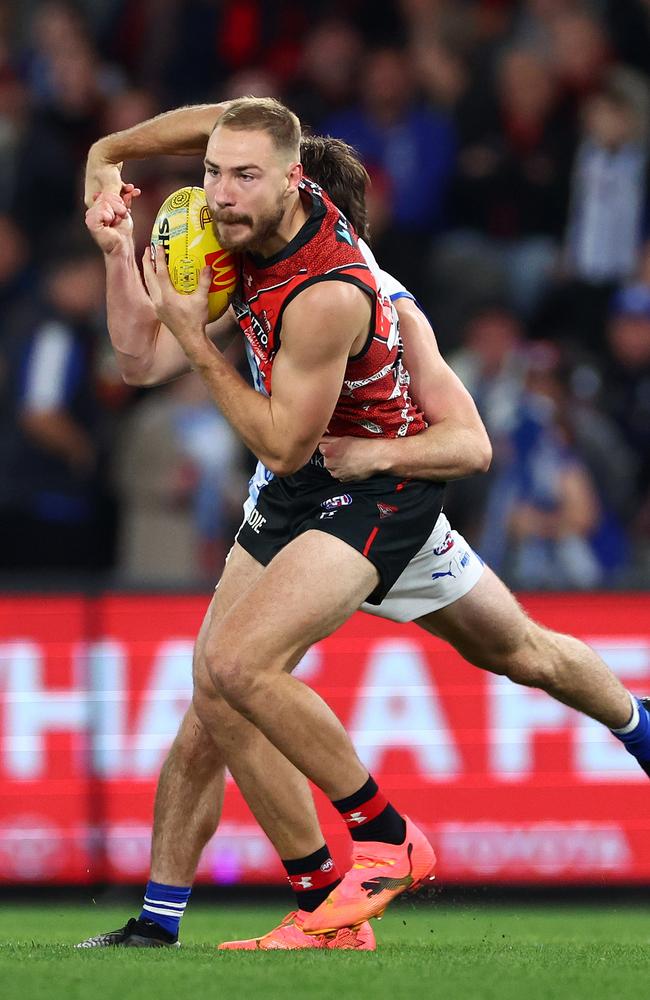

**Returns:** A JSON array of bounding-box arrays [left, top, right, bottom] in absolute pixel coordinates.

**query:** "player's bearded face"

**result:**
[[205, 127, 293, 253]]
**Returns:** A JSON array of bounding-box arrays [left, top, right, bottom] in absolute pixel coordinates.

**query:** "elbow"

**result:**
[[475, 435, 493, 474], [264, 456, 303, 477], [455, 429, 492, 477], [264, 444, 314, 478], [121, 367, 160, 388]]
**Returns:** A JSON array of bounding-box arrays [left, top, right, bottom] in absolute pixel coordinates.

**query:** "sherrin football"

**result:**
[[151, 186, 237, 321]]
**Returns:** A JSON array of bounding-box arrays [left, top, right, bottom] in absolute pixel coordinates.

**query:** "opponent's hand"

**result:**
[[85, 191, 136, 255], [319, 434, 387, 481], [142, 243, 212, 349]]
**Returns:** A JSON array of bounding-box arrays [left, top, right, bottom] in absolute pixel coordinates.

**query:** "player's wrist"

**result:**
[[91, 135, 124, 166], [372, 440, 396, 475], [102, 237, 134, 261], [181, 327, 213, 362]]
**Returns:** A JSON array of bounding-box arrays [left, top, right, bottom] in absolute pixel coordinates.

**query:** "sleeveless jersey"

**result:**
[[231, 178, 425, 440], [244, 260, 419, 514]]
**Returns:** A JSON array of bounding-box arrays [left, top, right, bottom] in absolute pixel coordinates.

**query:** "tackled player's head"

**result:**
[[299, 135, 370, 242], [204, 97, 302, 252]]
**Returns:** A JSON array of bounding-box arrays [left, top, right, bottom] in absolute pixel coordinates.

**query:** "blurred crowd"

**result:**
[[1, 0, 649, 590]]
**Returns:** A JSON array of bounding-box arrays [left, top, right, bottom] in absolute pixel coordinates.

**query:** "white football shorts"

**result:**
[[360, 511, 484, 623]]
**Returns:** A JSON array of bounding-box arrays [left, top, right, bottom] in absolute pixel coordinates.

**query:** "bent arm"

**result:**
[[86, 104, 225, 205], [382, 297, 492, 477], [105, 237, 237, 387], [321, 297, 492, 482], [160, 282, 366, 476]]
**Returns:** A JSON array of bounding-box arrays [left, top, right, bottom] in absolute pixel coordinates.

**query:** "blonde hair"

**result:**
[[217, 96, 301, 159]]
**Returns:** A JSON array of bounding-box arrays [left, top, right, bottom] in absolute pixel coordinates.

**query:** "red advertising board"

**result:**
[[0, 593, 649, 885]]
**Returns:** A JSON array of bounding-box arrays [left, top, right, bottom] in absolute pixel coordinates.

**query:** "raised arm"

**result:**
[[320, 296, 492, 481], [85, 103, 226, 206], [85, 191, 237, 386]]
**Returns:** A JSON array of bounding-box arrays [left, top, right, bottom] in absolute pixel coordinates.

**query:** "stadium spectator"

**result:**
[[548, 9, 612, 111], [603, 286, 650, 522], [410, 35, 470, 112], [12, 41, 114, 241], [446, 304, 528, 540], [480, 344, 607, 589], [435, 47, 574, 320], [0, 214, 31, 323], [285, 18, 363, 127], [0, 32, 27, 212], [542, 71, 650, 349], [450, 304, 529, 440], [19, 0, 92, 102], [0, 242, 115, 574], [113, 374, 246, 586], [510, 1, 589, 59], [322, 45, 456, 299]]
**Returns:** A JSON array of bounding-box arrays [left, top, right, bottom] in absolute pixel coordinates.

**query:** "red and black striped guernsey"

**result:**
[[231, 178, 425, 439]]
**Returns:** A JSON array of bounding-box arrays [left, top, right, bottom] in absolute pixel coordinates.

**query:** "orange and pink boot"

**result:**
[[301, 817, 435, 933], [218, 910, 376, 951]]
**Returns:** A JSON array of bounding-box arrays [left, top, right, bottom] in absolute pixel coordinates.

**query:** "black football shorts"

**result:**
[[236, 466, 445, 604]]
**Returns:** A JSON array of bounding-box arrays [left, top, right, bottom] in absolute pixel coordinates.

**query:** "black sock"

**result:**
[[281, 844, 342, 912], [332, 775, 406, 845]]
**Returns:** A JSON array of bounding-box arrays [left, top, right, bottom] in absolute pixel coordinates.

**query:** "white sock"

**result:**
[[611, 692, 639, 735]]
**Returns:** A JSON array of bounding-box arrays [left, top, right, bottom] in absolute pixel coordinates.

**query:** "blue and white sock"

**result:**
[[611, 695, 650, 762], [140, 881, 191, 938]]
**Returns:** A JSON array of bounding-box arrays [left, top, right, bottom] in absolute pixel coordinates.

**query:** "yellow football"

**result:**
[[151, 186, 237, 321]]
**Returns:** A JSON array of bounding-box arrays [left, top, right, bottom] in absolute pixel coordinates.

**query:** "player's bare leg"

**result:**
[[150, 542, 325, 885], [148, 707, 225, 886], [194, 530, 435, 933], [78, 544, 337, 946], [78, 540, 373, 948], [148, 543, 265, 888], [415, 566, 632, 727], [196, 532, 378, 797]]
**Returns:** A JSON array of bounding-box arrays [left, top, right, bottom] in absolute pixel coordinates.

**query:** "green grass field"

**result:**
[[1, 900, 649, 1000]]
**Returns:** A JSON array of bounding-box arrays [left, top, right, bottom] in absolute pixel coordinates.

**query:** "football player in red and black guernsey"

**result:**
[[141, 97, 440, 933]]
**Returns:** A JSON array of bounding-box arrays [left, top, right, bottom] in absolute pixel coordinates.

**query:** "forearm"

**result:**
[[373, 420, 492, 480], [92, 103, 226, 163], [187, 336, 304, 475], [104, 246, 163, 383]]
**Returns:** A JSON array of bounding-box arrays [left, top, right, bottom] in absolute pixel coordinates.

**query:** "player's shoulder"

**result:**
[[285, 275, 369, 318]]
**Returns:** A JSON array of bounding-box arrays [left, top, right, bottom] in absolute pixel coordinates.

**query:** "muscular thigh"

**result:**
[[205, 529, 380, 672], [415, 565, 529, 669]]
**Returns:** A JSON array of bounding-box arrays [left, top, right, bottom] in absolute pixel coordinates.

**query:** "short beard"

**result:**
[[213, 197, 285, 254]]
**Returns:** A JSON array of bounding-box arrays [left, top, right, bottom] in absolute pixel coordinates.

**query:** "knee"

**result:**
[[192, 643, 260, 745], [476, 620, 560, 689], [488, 619, 561, 690], [200, 634, 266, 717]]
